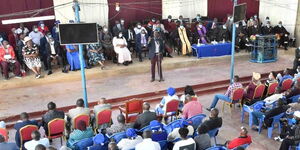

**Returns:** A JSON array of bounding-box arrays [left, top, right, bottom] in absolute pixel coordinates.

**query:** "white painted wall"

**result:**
[[53, 0, 109, 26], [259, 0, 298, 37], [162, 0, 208, 20]]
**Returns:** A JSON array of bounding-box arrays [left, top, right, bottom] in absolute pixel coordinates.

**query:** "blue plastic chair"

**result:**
[[231, 143, 250, 150], [158, 140, 168, 150], [186, 114, 206, 130], [258, 113, 285, 138], [139, 125, 150, 132], [164, 119, 183, 134], [74, 137, 93, 150], [208, 128, 219, 146], [205, 146, 227, 150], [241, 101, 264, 127], [109, 131, 127, 143]]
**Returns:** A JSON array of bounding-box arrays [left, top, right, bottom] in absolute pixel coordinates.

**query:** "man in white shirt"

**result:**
[[28, 25, 43, 45], [24, 130, 49, 150], [135, 130, 161, 150], [68, 98, 90, 119], [117, 128, 143, 150], [134, 23, 147, 35], [173, 128, 196, 150], [167, 120, 194, 142]]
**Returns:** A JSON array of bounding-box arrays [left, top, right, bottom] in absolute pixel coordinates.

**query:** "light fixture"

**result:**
[[116, 2, 120, 11]]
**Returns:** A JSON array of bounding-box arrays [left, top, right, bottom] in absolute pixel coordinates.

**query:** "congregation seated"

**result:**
[[67, 98, 90, 123], [149, 120, 168, 141], [172, 127, 196, 150], [14, 112, 39, 148], [194, 124, 211, 150], [133, 102, 157, 130], [106, 114, 128, 135], [279, 111, 300, 150], [167, 120, 194, 142], [67, 120, 94, 149], [156, 87, 179, 116], [181, 94, 202, 119], [41, 102, 65, 135], [226, 127, 252, 149], [117, 128, 143, 150], [207, 75, 243, 111], [135, 130, 161, 150], [0, 134, 18, 150], [24, 130, 50, 150], [199, 108, 222, 131]]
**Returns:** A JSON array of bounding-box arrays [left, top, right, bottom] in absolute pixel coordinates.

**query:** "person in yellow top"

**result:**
[[177, 23, 192, 55]]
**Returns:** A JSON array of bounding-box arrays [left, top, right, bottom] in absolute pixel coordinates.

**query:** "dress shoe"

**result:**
[[159, 78, 164, 82], [150, 79, 155, 82], [47, 71, 52, 75]]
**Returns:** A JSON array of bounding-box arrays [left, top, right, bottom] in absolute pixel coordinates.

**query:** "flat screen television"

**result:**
[[233, 3, 247, 23]]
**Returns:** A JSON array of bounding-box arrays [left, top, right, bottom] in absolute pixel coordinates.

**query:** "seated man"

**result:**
[[168, 120, 194, 142], [226, 127, 252, 149], [181, 95, 202, 119], [207, 75, 243, 111], [0, 40, 21, 80], [24, 130, 50, 150], [106, 114, 128, 135], [284, 81, 300, 104], [93, 97, 112, 115], [199, 108, 222, 131], [156, 87, 179, 116], [279, 111, 300, 150], [14, 112, 39, 148], [41, 102, 65, 135], [173, 128, 196, 150], [117, 128, 143, 150], [277, 68, 293, 88], [135, 130, 161, 150], [68, 98, 90, 122], [0, 134, 18, 150], [149, 120, 168, 141], [194, 124, 211, 150], [273, 21, 289, 50], [133, 102, 157, 130]]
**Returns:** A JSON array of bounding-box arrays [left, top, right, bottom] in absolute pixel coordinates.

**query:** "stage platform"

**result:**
[[0, 48, 295, 150]]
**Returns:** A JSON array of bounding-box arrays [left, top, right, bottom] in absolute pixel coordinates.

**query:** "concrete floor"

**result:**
[[0, 48, 295, 150]]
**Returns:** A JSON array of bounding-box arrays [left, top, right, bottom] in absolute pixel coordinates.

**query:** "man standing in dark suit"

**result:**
[[133, 102, 157, 129], [148, 31, 164, 82]]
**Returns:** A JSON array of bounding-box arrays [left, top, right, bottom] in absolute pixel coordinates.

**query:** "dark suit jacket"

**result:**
[[133, 111, 157, 129], [264, 105, 289, 127], [41, 110, 65, 133], [135, 33, 149, 50], [45, 41, 62, 57], [148, 38, 164, 59], [200, 117, 222, 131], [39, 37, 48, 56], [14, 120, 39, 147]]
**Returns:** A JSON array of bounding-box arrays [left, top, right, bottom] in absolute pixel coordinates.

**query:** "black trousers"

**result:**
[[151, 54, 163, 80], [47, 55, 64, 71], [279, 139, 298, 150]]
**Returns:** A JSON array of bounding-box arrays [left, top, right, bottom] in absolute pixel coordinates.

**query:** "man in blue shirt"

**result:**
[[278, 68, 293, 87], [14, 112, 39, 148], [0, 134, 18, 150]]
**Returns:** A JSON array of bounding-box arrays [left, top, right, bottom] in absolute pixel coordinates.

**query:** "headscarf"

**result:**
[[150, 120, 163, 131], [93, 133, 106, 145], [126, 128, 137, 138], [167, 87, 176, 96]]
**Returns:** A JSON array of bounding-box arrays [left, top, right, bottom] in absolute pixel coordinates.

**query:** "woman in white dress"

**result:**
[[113, 32, 132, 66]]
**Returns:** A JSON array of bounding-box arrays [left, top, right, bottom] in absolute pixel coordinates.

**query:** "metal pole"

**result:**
[[74, 0, 88, 108], [230, 0, 238, 84]]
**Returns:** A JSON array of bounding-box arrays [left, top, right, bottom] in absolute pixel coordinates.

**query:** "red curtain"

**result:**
[[108, 0, 162, 28], [0, 0, 54, 36], [208, 0, 259, 22]]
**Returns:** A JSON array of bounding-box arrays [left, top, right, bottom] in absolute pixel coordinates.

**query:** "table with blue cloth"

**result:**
[[192, 43, 232, 58]]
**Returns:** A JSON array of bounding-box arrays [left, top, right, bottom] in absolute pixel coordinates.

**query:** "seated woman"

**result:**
[[66, 44, 85, 71], [67, 120, 94, 149], [22, 37, 42, 78], [180, 85, 197, 104], [264, 71, 278, 95], [244, 72, 261, 105], [155, 87, 179, 116], [112, 32, 132, 66], [87, 43, 105, 70], [117, 128, 143, 150]]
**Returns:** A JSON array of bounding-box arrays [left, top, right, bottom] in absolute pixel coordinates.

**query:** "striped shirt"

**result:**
[[225, 82, 243, 97]]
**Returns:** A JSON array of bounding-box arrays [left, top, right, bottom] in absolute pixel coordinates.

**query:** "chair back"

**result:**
[[96, 109, 112, 126], [186, 114, 206, 129], [282, 79, 293, 91], [205, 146, 227, 150], [19, 125, 38, 144], [165, 99, 179, 113], [139, 125, 150, 132], [73, 114, 90, 129], [208, 128, 219, 138], [164, 119, 183, 134], [266, 82, 278, 96], [253, 84, 265, 99], [231, 88, 244, 102], [272, 113, 285, 124], [48, 118, 65, 139], [158, 140, 168, 150], [0, 128, 8, 142], [110, 131, 127, 143], [179, 143, 195, 150], [74, 137, 93, 150], [125, 99, 143, 114]]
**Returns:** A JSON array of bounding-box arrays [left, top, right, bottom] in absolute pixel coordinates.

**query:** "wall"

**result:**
[[162, 0, 207, 19], [259, 0, 298, 37], [295, 2, 300, 47]]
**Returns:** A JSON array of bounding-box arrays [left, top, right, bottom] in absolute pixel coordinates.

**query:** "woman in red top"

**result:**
[[37, 21, 49, 35]]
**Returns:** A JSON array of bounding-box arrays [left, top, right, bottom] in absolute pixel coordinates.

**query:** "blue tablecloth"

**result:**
[[192, 43, 232, 58]]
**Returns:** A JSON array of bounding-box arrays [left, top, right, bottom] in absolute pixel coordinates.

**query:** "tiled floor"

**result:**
[[2, 48, 295, 149]]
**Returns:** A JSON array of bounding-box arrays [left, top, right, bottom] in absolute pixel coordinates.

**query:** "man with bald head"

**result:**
[[133, 102, 157, 129], [94, 98, 112, 115], [198, 108, 222, 131], [227, 127, 252, 149]]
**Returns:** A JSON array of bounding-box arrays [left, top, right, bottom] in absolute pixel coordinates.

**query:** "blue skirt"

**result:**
[[67, 51, 85, 71]]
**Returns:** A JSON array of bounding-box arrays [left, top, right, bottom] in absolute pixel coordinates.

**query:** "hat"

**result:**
[[252, 72, 261, 80], [150, 120, 163, 131], [126, 128, 137, 138], [167, 87, 176, 96], [294, 111, 300, 118], [93, 133, 106, 145], [24, 36, 32, 43], [179, 120, 189, 128]]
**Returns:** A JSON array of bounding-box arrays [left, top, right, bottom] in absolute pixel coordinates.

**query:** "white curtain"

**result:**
[[259, 0, 298, 37], [162, 0, 208, 20], [53, 0, 109, 26]]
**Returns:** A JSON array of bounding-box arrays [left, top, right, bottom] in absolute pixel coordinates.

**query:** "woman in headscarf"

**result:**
[[65, 44, 85, 71], [117, 128, 143, 150], [155, 87, 179, 115], [22, 37, 42, 78], [67, 120, 94, 149]]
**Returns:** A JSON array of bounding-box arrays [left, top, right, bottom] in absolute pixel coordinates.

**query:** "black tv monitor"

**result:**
[[59, 23, 98, 45], [233, 3, 247, 23]]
